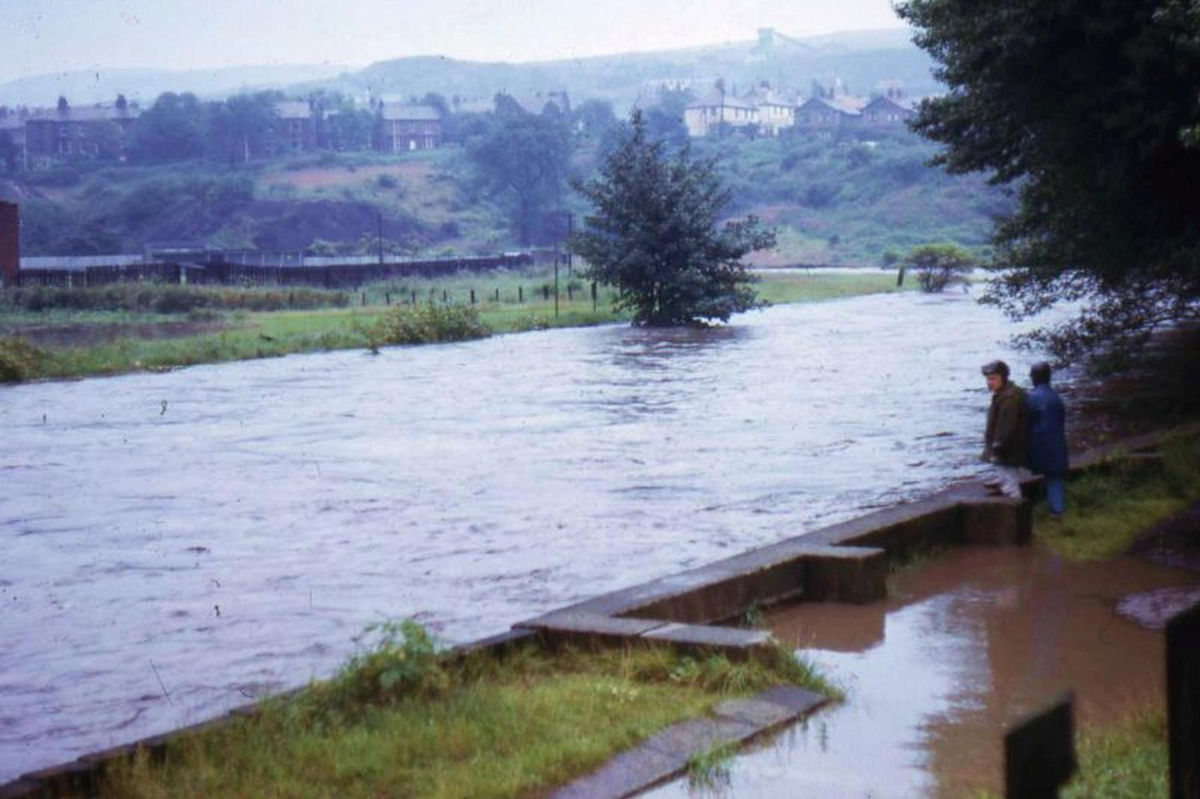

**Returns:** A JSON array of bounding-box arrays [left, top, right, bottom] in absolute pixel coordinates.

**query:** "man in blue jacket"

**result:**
[[1026, 362, 1069, 518]]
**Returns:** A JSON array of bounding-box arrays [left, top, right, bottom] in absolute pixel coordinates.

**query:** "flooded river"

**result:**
[[2, 291, 1061, 780]]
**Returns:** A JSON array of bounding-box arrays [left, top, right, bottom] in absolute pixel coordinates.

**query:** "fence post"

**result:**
[[470, 289, 476, 305], [567, 283, 573, 301], [443, 290, 448, 303], [1004, 693, 1075, 799], [361, 292, 366, 306], [411, 289, 417, 305], [1168, 602, 1200, 799], [519, 286, 524, 303], [554, 256, 560, 318], [592, 281, 598, 311], [386, 292, 391, 306], [494, 288, 500, 302]]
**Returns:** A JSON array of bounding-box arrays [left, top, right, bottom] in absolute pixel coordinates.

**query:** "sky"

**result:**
[[0, 0, 907, 83]]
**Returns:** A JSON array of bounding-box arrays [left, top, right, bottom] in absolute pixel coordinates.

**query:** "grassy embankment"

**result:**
[[1035, 433, 1200, 560], [0, 268, 903, 382], [97, 620, 835, 799]]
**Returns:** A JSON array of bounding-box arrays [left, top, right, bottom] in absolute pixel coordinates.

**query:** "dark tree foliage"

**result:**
[[208, 91, 284, 166], [129, 92, 207, 163], [571, 99, 618, 140], [897, 0, 1200, 367], [568, 111, 775, 327], [468, 111, 572, 245]]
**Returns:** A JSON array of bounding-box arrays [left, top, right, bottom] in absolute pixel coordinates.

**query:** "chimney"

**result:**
[[0, 201, 18, 288]]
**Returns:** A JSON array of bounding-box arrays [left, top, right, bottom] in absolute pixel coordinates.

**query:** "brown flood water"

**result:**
[[642, 544, 1199, 799]]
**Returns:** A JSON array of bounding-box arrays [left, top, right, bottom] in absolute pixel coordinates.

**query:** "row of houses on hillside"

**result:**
[[684, 79, 918, 138], [0, 96, 451, 166], [0, 98, 141, 165], [0, 90, 577, 167]]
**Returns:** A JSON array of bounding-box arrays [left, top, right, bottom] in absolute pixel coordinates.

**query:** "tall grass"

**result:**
[[1036, 435, 1200, 560]]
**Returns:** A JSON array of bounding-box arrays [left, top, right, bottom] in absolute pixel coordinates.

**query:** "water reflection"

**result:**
[[643, 545, 1197, 798], [1, 292, 1066, 779]]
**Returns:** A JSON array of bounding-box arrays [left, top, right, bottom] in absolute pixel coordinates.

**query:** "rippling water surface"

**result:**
[[1, 291, 1061, 780]]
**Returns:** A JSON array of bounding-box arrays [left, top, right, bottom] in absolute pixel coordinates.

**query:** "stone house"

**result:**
[[793, 87, 867, 138], [683, 90, 760, 137], [861, 84, 917, 128], [742, 82, 798, 137], [0, 109, 27, 169], [374, 102, 443, 152], [506, 91, 571, 116], [24, 99, 141, 161], [266, 99, 319, 155]]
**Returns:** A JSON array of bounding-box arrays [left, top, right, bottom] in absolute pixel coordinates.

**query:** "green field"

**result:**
[[0, 269, 905, 382]]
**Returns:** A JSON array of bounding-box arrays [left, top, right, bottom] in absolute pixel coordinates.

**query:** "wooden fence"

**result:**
[[14, 253, 535, 289]]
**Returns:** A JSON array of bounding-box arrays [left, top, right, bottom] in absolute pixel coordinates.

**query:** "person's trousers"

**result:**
[[992, 465, 1029, 499], [1042, 473, 1065, 516]]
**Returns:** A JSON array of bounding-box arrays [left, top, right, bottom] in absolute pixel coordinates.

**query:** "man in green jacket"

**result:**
[[981, 359, 1029, 498]]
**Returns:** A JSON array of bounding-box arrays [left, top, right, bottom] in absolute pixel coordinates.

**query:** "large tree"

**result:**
[[468, 109, 571, 245], [568, 111, 775, 326], [129, 92, 207, 163], [897, 0, 1200, 366]]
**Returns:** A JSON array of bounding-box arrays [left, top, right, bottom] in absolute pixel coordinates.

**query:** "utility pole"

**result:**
[[377, 211, 384, 266], [566, 212, 574, 275]]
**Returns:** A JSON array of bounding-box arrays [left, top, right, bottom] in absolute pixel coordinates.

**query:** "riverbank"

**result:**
[[0, 269, 904, 383], [91, 638, 832, 799]]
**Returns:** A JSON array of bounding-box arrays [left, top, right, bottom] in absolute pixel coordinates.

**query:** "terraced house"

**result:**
[[24, 96, 140, 162]]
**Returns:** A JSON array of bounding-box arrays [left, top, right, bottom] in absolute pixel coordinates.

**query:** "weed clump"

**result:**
[[0, 336, 45, 382], [368, 302, 490, 348]]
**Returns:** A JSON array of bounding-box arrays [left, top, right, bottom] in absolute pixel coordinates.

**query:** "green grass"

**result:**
[[0, 270, 901, 382], [1035, 435, 1200, 560], [971, 709, 1168, 799], [1062, 709, 1168, 799], [97, 623, 834, 799]]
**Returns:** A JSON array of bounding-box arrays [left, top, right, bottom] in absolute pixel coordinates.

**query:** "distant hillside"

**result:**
[[1, 27, 932, 111], [299, 27, 936, 108], [0, 64, 351, 108]]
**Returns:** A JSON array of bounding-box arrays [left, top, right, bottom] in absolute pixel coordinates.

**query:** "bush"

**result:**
[[300, 619, 450, 720], [0, 337, 45, 382], [803, 181, 842, 208], [368, 302, 491, 348], [903, 242, 975, 292]]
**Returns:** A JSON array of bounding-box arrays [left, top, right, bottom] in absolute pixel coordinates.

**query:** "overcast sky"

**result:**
[[1, 0, 907, 83]]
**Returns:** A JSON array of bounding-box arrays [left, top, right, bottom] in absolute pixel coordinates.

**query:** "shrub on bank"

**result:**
[[368, 302, 491, 348], [0, 337, 45, 382]]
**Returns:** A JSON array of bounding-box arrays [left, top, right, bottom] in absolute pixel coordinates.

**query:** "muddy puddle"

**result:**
[[642, 544, 1199, 799]]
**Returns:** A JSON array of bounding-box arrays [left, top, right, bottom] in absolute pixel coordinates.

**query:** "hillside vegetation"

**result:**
[[4, 128, 1008, 266]]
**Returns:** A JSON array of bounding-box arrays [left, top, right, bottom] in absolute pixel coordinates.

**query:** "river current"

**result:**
[[1, 290, 1061, 780]]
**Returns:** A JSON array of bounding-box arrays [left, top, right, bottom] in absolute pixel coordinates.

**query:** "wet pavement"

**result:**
[[641, 544, 1198, 799], [2, 291, 1069, 780]]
